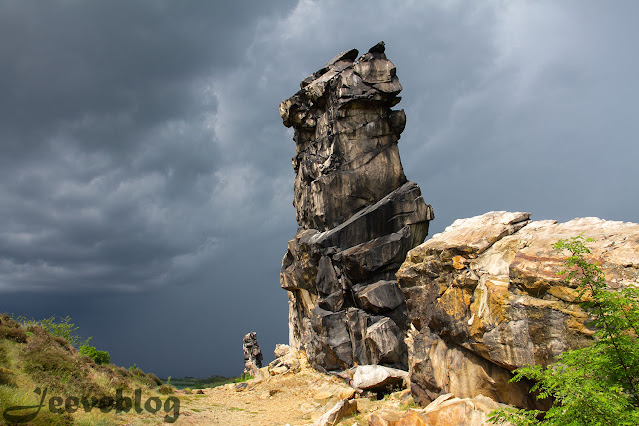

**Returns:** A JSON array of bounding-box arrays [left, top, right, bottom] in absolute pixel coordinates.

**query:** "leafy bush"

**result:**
[[32, 315, 78, 345], [79, 344, 111, 365], [489, 235, 639, 425], [17, 314, 94, 348]]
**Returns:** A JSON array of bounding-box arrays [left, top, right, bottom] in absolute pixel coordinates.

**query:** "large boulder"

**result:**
[[279, 42, 433, 371], [398, 211, 639, 408], [351, 365, 409, 391]]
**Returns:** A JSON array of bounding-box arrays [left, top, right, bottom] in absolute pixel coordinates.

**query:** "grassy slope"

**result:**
[[0, 313, 175, 425]]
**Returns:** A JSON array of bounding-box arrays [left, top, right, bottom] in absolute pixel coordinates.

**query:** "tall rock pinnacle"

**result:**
[[279, 42, 434, 371]]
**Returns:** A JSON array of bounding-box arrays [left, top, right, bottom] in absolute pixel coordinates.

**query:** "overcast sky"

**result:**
[[1, 0, 638, 378]]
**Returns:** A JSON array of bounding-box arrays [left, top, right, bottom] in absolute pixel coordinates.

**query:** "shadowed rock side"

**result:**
[[279, 42, 433, 371], [397, 211, 639, 409]]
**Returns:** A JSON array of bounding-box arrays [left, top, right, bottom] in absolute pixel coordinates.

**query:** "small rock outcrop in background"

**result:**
[[279, 42, 434, 371], [243, 332, 263, 377], [267, 344, 301, 376], [398, 211, 639, 409]]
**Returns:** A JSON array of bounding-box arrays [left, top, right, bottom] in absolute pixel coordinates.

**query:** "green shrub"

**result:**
[[32, 315, 79, 345], [79, 344, 110, 365]]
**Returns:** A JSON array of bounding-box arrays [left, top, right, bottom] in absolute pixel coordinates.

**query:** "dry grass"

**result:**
[[0, 313, 176, 425]]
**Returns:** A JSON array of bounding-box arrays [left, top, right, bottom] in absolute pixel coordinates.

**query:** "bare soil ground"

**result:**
[[161, 365, 407, 426]]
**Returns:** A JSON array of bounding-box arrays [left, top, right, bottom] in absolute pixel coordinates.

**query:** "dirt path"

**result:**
[[168, 366, 405, 425], [176, 369, 354, 425]]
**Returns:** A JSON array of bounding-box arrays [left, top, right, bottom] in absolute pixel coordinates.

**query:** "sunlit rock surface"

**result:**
[[398, 211, 639, 408]]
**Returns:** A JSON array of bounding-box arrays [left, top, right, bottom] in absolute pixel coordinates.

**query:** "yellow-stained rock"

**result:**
[[398, 212, 639, 409], [370, 394, 507, 426]]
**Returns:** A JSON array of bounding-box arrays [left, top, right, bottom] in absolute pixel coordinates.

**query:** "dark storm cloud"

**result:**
[[0, 0, 297, 291]]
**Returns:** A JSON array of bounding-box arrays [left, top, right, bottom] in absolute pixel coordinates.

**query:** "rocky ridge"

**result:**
[[279, 42, 433, 371]]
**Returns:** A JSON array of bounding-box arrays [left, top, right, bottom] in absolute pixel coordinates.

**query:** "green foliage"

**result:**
[[234, 373, 254, 383], [80, 344, 111, 365], [31, 315, 78, 345], [490, 235, 639, 425], [16, 314, 93, 348]]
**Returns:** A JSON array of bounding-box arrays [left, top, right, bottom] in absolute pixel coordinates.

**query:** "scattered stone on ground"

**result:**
[[172, 350, 469, 425]]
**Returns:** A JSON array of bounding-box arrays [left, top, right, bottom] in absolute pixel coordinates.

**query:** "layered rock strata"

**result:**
[[398, 211, 639, 409], [279, 42, 433, 371]]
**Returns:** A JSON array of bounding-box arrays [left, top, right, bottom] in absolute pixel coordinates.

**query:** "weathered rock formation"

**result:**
[[397, 211, 639, 409], [242, 332, 263, 376], [279, 42, 433, 371]]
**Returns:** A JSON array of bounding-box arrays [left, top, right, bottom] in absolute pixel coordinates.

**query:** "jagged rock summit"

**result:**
[[279, 42, 434, 371]]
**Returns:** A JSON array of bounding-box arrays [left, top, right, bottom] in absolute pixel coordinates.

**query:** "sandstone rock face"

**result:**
[[398, 211, 639, 408], [368, 393, 508, 426], [279, 42, 433, 371], [243, 332, 263, 377]]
